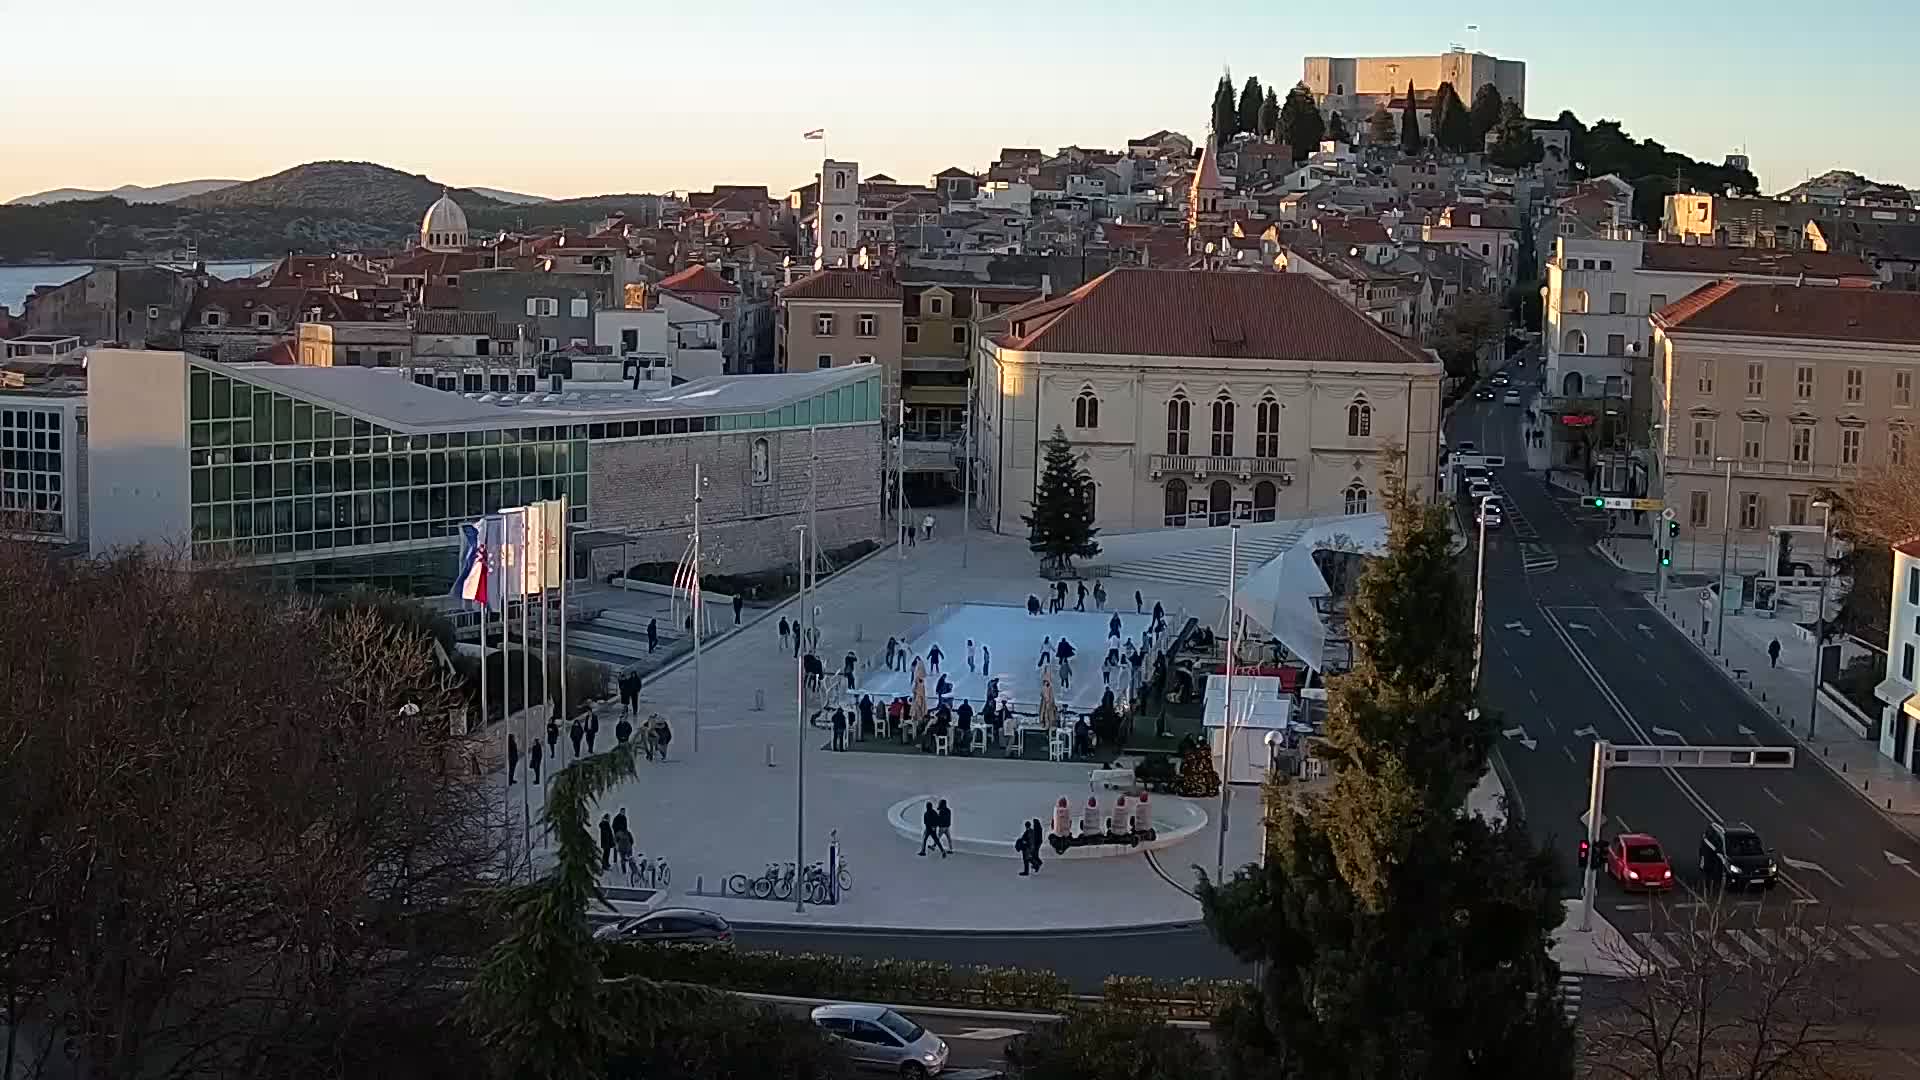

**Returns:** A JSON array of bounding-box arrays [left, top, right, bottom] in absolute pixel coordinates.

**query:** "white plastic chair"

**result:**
[[1048, 730, 1068, 762], [934, 734, 950, 756], [969, 726, 987, 753]]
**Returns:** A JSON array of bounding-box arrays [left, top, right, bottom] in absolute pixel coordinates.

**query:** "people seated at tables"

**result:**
[[888, 697, 908, 741], [984, 700, 1003, 744]]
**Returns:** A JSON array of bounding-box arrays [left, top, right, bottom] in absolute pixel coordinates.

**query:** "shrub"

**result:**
[[606, 984, 847, 1080], [1005, 1005, 1219, 1080], [608, 944, 1071, 1012]]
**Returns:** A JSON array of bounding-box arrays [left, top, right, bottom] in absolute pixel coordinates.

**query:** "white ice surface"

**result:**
[[852, 602, 1161, 714]]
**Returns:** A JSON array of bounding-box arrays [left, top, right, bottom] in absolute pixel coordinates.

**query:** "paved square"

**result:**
[[854, 602, 1160, 713]]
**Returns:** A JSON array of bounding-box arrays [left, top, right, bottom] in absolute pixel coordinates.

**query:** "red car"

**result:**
[[1605, 833, 1674, 891]]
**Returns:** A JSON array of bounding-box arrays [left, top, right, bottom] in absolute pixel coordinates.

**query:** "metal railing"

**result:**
[[1148, 453, 1296, 477], [1664, 456, 1857, 481]]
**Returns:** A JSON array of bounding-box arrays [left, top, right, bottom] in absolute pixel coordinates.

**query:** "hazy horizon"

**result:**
[[3, 1, 1913, 204]]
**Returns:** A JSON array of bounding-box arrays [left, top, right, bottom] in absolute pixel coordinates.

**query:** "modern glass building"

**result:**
[[88, 350, 885, 594]]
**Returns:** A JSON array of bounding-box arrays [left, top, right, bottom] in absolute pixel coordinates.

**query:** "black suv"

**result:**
[[1698, 823, 1777, 889]]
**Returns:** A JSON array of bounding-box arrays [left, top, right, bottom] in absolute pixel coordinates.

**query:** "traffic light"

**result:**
[[1577, 839, 1591, 868], [1668, 520, 1681, 539], [1660, 550, 1672, 567], [1590, 497, 1607, 509]]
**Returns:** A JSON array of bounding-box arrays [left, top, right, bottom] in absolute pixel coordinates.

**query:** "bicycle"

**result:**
[[631, 854, 670, 890]]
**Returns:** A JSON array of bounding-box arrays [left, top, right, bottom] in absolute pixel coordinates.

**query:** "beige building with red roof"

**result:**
[[976, 268, 1443, 532], [1651, 283, 1920, 561]]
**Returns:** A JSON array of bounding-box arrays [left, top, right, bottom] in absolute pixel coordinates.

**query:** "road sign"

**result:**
[[1588, 497, 1664, 511], [1662, 507, 1677, 521]]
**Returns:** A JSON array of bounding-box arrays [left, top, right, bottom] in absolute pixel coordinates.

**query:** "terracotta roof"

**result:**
[[1639, 243, 1876, 281], [658, 264, 739, 295], [386, 249, 488, 278], [188, 285, 373, 323], [270, 256, 384, 289], [1655, 282, 1920, 345], [1191, 143, 1223, 195], [422, 285, 462, 309], [997, 269, 1432, 364], [413, 310, 501, 336], [936, 166, 974, 179], [1895, 535, 1920, 559], [780, 269, 902, 302], [259, 340, 299, 365], [1315, 216, 1390, 246]]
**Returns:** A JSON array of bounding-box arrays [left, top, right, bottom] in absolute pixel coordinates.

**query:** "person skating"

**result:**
[[966, 638, 976, 673], [936, 799, 952, 857], [647, 617, 658, 654], [585, 713, 600, 754], [1076, 582, 1087, 611], [1768, 638, 1781, 668], [928, 643, 944, 673], [1135, 589, 1143, 614], [1152, 600, 1164, 628], [981, 644, 991, 675], [598, 813, 616, 871], [546, 717, 560, 759], [528, 738, 543, 784], [653, 717, 673, 760], [832, 708, 847, 751], [1093, 580, 1107, 609], [733, 595, 744, 625], [1027, 594, 1042, 617], [506, 732, 520, 785], [919, 802, 940, 856], [1109, 612, 1122, 639], [886, 636, 899, 670], [569, 717, 584, 758]]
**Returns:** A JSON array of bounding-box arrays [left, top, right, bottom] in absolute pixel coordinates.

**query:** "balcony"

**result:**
[[1149, 454, 1296, 479], [1663, 455, 1857, 482]]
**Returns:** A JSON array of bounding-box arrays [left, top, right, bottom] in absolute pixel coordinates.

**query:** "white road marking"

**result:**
[[1858, 862, 1879, 881], [942, 1027, 1026, 1041], [1633, 932, 1678, 967], [1875, 923, 1920, 953], [1806, 826, 1827, 841], [1762, 786, 1785, 806], [1849, 925, 1901, 958], [1829, 931, 1872, 961], [1783, 926, 1838, 961], [1562, 746, 1577, 765], [1613, 902, 1648, 912], [1528, 688, 1539, 703], [1780, 855, 1843, 889], [1573, 725, 1598, 737], [1650, 725, 1687, 742], [1654, 671, 1667, 685], [1886, 851, 1920, 880], [1540, 713, 1558, 734], [1677, 697, 1693, 712], [1755, 927, 1788, 955], [1726, 929, 1770, 962]]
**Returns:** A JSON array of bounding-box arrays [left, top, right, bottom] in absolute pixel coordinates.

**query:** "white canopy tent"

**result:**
[[1229, 513, 1390, 673], [1202, 675, 1296, 785]]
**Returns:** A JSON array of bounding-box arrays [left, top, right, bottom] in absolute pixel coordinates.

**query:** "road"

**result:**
[[1452, 351, 1920, 1060]]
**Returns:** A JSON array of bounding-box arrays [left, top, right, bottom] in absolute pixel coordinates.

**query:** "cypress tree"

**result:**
[[1236, 76, 1264, 138], [1258, 86, 1280, 138], [1277, 83, 1325, 163], [1367, 103, 1396, 146], [1469, 82, 1505, 145], [1399, 81, 1422, 154], [1435, 81, 1473, 153], [1212, 74, 1237, 148]]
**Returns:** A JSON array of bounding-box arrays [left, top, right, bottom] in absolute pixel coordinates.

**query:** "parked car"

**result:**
[[591, 907, 734, 945], [1699, 823, 1777, 889], [811, 1004, 949, 1078], [1476, 503, 1503, 529], [1605, 833, 1675, 891], [1503, 389, 1522, 406]]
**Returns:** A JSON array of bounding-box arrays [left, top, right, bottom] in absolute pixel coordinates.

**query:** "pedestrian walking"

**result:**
[[1109, 612, 1122, 639], [546, 717, 560, 758], [1093, 581, 1107, 609], [779, 617, 790, 651], [922, 513, 935, 541], [613, 807, 628, 840], [733, 595, 744, 625], [615, 716, 633, 745], [654, 717, 673, 759], [647, 617, 658, 654], [843, 650, 858, 690], [599, 813, 616, 871], [1768, 638, 1781, 668], [928, 643, 944, 673], [569, 718, 584, 757], [1076, 582, 1087, 611], [906, 523, 917, 547], [1135, 589, 1143, 614], [1016, 821, 1034, 875], [936, 799, 953, 857], [506, 733, 520, 785], [966, 639, 976, 673], [919, 802, 942, 856], [981, 644, 991, 674], [585, 713, 600, 754], [832, 708, 847, 751], [528, 739, 543, 784], [886, 635, 900, 670], [1028, 819, 1045, 873]]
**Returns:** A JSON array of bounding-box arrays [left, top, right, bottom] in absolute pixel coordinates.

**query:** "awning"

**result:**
[[1872, 676, 1913, 711], [1232, 513, 1391, 673]]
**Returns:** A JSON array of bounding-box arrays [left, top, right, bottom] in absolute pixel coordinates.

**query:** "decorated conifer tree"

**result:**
[[1022, 426, 1101, 575]]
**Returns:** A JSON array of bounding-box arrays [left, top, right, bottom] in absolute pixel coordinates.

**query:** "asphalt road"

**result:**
[[1451, 353, 1920, 1061]]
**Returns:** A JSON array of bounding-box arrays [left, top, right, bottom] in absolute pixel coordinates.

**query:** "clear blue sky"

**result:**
[[2, 0, 1911, 201]]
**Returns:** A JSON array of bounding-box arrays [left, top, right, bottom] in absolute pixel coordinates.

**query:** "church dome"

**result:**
[[420, 193, 470, 251]]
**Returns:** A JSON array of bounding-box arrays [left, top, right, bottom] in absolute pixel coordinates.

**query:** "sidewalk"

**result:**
[[1643, 587, 1920, 829]]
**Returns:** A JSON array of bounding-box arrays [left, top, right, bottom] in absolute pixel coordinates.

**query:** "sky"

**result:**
[[2, 0, 1915, 203]]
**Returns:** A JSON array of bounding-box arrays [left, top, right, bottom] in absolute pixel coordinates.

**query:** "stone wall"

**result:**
[[585, 422, 883, 577]]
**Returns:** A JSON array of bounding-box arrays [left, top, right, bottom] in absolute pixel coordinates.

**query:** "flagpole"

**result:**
[[518, 508, 532, 870], [559, 497, 569, 744], [541, 510, 551, 737], [1215, 523, 1239, 883]]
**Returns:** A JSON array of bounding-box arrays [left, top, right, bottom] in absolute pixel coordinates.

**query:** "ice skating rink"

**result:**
[[852, 601, 1160, 714]]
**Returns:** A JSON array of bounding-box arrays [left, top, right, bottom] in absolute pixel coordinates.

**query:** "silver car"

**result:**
[[810, 1003, 949, 1078]]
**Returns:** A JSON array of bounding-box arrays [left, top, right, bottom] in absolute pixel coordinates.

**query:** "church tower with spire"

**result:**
[[1187, 135, 1227, 247]]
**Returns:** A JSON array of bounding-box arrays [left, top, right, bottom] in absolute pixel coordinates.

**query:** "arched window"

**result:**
[[1209, 480, 1233, 527], [1566, 288, 1589, 314], [1344, 481, 1370, 516], [751, 437, 771, 484], [1564, 329, 1587, 355], [1074, 389, 1100, 429], [834, 171, 847, 190], [1255, 395, 1281, 458], [1210, 393, 1236, 456], [1166, 394, 1191, 455], [1253, 480, 1278, 522], [1562, 371, 1584, 397], [1347, 398, 1372, 437], [1163, 479, 1189, 526]]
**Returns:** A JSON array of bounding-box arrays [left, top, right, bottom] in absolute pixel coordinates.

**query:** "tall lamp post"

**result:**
[[1808, 500, 1833, 736], [792, 523, 809, 914], [1471, 493, 1492, 691], [1714, 455, 1735, 655], [894, 401, 909, 613]]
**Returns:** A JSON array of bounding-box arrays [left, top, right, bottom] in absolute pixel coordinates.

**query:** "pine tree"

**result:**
[[1326, 110, 1349, 145], [1469, 82, 1505, 145], [1022, 426, 1100, 574], [1434, 81, 1473, 153], [1277, 83, 1325, 163], [1236, 75, 1264, 138], [1212, 74, 1237, 148], [1197, 473, 1574, 1079], [1367, 103, 1396, 146], [1487, 101, 1545, 170], [1257, 87, 1280, 139], [1399, 81, 1422, 154]]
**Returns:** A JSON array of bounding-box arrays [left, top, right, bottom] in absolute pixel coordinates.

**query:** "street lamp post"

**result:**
[[1808, 500, 1833, 736], [1471, 493, 1491, 691], [894, 401, 908, 613], [1714, 456, 1734, 655], [1214, 524, 1240, 884], [793, 523, 809, 914]]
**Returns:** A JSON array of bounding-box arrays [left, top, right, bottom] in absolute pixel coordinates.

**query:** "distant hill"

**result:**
[[8, 179, 242, 206], [177, 161, 511, 219], [469, 186, 551, 205], [1774, 169, 1912, 200]]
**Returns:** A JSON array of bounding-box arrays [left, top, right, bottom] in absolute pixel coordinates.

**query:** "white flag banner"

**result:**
[[500, 508, 528, 601], [519, 502, 548, 597], [540, 499, 565, 589]]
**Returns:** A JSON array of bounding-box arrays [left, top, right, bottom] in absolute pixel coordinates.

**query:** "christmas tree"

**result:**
[[1022, 426, 1101, 574]]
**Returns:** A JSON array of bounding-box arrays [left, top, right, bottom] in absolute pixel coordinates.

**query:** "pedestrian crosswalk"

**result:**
[[1558, 973, 1583, 1024], [1521, 542, 1559, 574], [1624, 921, 1920, 969]]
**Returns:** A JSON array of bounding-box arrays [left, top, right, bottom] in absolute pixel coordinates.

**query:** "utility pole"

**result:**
[[1808, 501, 1833, 736], [1214, 524, 1239, 883], [692, 465, 706, 754], [793, 523, 809, 914], [1580, 740, 1607, 931], [895, 400, 908, 612], [1472, 494, 1489, 691], [1714, 456, 1734, 655]]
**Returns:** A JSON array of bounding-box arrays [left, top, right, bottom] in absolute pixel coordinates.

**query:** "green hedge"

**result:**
[[609, 943, 1243, 1019]]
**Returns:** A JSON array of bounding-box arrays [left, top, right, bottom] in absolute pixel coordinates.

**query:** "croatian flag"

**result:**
[[454, 519, 491, 605], [802, 128, 825, 140]]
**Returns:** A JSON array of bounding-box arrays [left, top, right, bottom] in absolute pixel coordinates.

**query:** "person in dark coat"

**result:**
[[858, 694, 875, 738], [615, 717, 633, 745], [1109, 612, 1122, 639], [935, 672, 953, 701], [985, 700, 1003, 745], [1076, 582, 1087, 611], [585, 713, 600, 753], [733, 595, 744, 624], [546, 717, 560, 757], [843, 650, 858, 689], [886, 636, 900, 670], [612, 807, 628, 840], [528, 739, 544, 783], [803, 652, 824, 691], [1027, 594, 1042, 616], [1027, 820, 1045, 873], [1152, 600, 1164, 627], [652, 717, 672, 759], [779, 617, 790, 651], [1016, 822, 1033, 875], [506, 733, 520, 784], [936, 799, 953, 857], [831, 708, 847, 751], [647, 617, 658, 654], [919, 802, 941, 856], [1135, 589, 1144, 614], [569, 718, 584, 757], [957, 699, 974, 730], [928, 643, 944, 672], [599, 813, 616, 871]]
